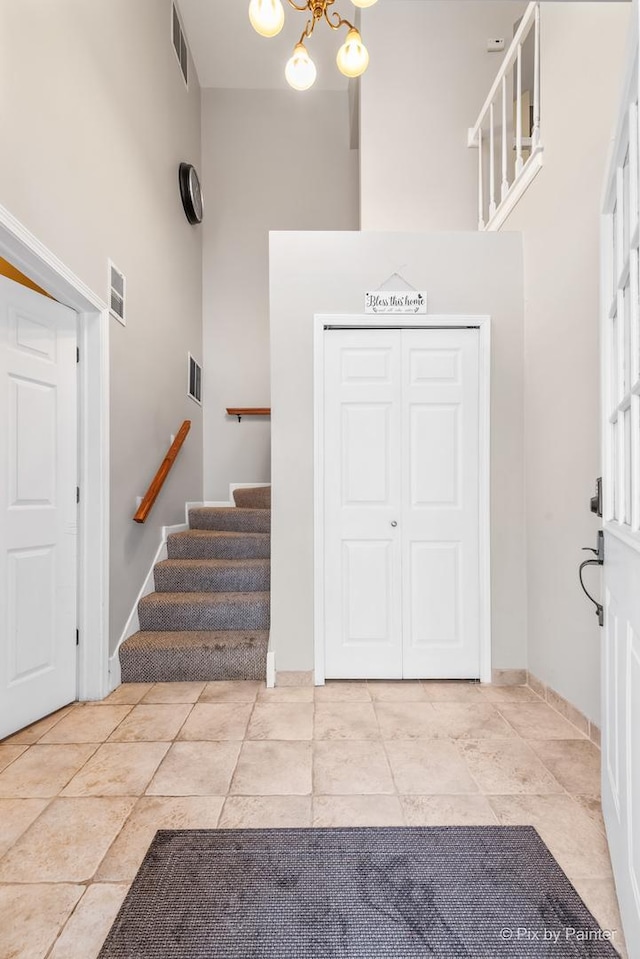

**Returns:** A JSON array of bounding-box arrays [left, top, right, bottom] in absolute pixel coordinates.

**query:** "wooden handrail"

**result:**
[[226, 407, 271, 422], [133, 420, 191, 524]]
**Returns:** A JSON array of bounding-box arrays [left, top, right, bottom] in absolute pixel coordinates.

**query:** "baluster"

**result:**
[[515, 44, 523, 176], [478, 127, 485, 230], [489, 102, 496, 218], [532, 4, 541, 149], [501, 75, 509, 200]]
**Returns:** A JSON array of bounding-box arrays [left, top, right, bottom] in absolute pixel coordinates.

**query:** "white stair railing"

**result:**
[[468, 1, 544, 231]]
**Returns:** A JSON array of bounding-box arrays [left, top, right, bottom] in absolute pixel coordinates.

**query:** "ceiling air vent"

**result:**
[[172, 3, 189, 88], [108, 261, 126, 326], [188, 353, 202, 405]]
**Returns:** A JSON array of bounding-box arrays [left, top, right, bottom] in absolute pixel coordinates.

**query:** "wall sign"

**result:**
[[365, 291, 427, 314]]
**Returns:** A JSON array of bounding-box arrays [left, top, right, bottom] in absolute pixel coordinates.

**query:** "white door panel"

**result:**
[[323, 327, 481, 680], [0, 275, 77, 738]]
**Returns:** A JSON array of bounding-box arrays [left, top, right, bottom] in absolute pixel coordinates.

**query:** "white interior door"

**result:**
[[0, 274, 78, 738], [601, 5, 640, 953], [322, 326, 481, 680]]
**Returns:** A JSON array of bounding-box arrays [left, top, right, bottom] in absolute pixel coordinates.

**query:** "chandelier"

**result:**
[[248, 0, 377, 91]]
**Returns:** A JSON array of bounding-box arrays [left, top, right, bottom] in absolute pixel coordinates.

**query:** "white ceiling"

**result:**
[[179, 0, 360, 90]]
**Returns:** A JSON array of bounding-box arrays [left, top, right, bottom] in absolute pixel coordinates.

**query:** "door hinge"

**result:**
[[76, 629, 79, 646], [76, 347, 80, 363], [76, 486, 80, 504]]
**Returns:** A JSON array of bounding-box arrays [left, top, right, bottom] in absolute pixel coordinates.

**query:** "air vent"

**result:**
[[172, 2, 189, 87], [188, 353, 202, 405], [108, 261, 126, 326]]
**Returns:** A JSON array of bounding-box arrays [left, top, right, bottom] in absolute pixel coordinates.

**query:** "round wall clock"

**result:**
[[178, 162, 204, 225]]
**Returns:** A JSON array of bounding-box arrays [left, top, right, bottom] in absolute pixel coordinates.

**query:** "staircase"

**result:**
[[119, 487, 270, 683]]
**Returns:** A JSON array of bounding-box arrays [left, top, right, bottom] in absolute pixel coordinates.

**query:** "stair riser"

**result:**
[[188, 509, 270, 533], [167, 536, 270, 560], [154, 567, 270, 593], [139, 603, 270, 632], [120, 645, 267, 683]]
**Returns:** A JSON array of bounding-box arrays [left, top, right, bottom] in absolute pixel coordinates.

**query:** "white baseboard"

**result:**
[[107, 520, 187, 692], [266, 650, 276, 688]]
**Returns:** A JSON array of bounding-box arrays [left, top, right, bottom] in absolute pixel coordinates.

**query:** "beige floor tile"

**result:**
[[146, 741, 240, 795], [574, 794, 606, 833], [231, 741, 312, 795], [477, 685, 541, 704], [488, 795, 614, 879], [569, 876, 627, 957], [199, 681, 262, 703], [458, 740, 564, 795], [108, 704, 192, 742], [0, 796, 136, 882], [421, 682, 483, 703], [0, 798, 50, 857], [314, 703, 380, 741], [314, 682, 371, 703], [177, 703, 251, 741], [498, 703, 586, 740], [0, 744, 97, 798], [386, 740, 478, 794], [96, 796, 224, 881], [141, 682, 206, 704], [530, 739, 601, 795], [368, 681, 427, 702], [313, 795, 404, 827], [61, 742, 170, 797], [313, 741, 394, 795], [374, 702, 440, 740], [402, 794, 498, 826], [257, 686, 314, 703], [40, 705, 132, 744], [0, 883, 84, 959], [102, 684, 153, 705], [219, 796, 312, 828], [247, 703, 314, 741], [49, 882, 130, 959], [432, 703, 515, 740], [0, 744, 28, 772], [4, 705, 77, 745]]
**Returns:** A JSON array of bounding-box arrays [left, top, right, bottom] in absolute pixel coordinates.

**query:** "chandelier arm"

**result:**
[[286, 0, 312, 12], [323, 7, 355, 31], [299, 15, 316, 42]]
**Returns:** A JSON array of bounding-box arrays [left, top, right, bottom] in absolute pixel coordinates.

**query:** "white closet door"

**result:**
[[401, 329, 480, 678], [323, 330, 403, 678]]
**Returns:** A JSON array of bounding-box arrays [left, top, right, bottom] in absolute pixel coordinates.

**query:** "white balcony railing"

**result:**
[[468, 1, 543, 231]]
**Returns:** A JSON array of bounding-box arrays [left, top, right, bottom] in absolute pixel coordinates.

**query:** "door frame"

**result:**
[[0, 202, 110, 701], [313, 314, 492, 685]]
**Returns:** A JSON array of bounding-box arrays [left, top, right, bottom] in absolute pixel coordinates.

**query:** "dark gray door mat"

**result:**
[[98, 826, 620, 958]]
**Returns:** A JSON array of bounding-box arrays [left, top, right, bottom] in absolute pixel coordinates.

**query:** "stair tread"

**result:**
[[155, 558, 269, 568], [122, 629, 269, 651], [140, 591, 269, 606], [170, 530, 269, 538]]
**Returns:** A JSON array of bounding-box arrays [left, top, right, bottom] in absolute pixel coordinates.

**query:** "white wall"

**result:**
[[0, 1, 203, 653], [359, 0, 527, 231], [270, 230, 526, 673], [501, 2, 630, 724], [201, 90, 359, 500]]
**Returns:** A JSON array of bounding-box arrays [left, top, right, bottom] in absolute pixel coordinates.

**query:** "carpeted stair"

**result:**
[[119, 487, 270, 683]]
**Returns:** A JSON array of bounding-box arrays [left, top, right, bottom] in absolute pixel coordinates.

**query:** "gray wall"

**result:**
[[359, 0, 527, 231], [502, 2, 630, 724], [270, 231, 526, 673], [0, 1, 204, 653], [201, 90, 359, 500]]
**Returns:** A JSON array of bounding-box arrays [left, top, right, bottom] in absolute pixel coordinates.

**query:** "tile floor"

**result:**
[[0, 680, 627, 958]]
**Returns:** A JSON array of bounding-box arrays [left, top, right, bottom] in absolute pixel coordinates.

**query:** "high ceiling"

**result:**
[[179, 0, 363, 90]]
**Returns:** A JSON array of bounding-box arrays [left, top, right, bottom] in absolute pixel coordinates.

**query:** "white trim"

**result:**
[[0, 202, 110, 702], [485, 148, 544, 232], [313, 314, 492, 686], [108, 520, 188, 691], [266, 650, 276, 688]]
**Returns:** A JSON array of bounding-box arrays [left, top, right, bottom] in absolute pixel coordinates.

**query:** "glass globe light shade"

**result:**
[[285, 43, 317, 91], [336, 28, 369, 78], [350, 0, 378, 7], [248, 0, 285, 38]]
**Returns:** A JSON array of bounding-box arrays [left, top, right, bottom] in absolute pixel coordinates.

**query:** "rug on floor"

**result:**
[[98, 826, 620, 958]]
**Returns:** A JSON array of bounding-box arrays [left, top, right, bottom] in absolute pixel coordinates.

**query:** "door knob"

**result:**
[[390, 521, 398, 527]]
